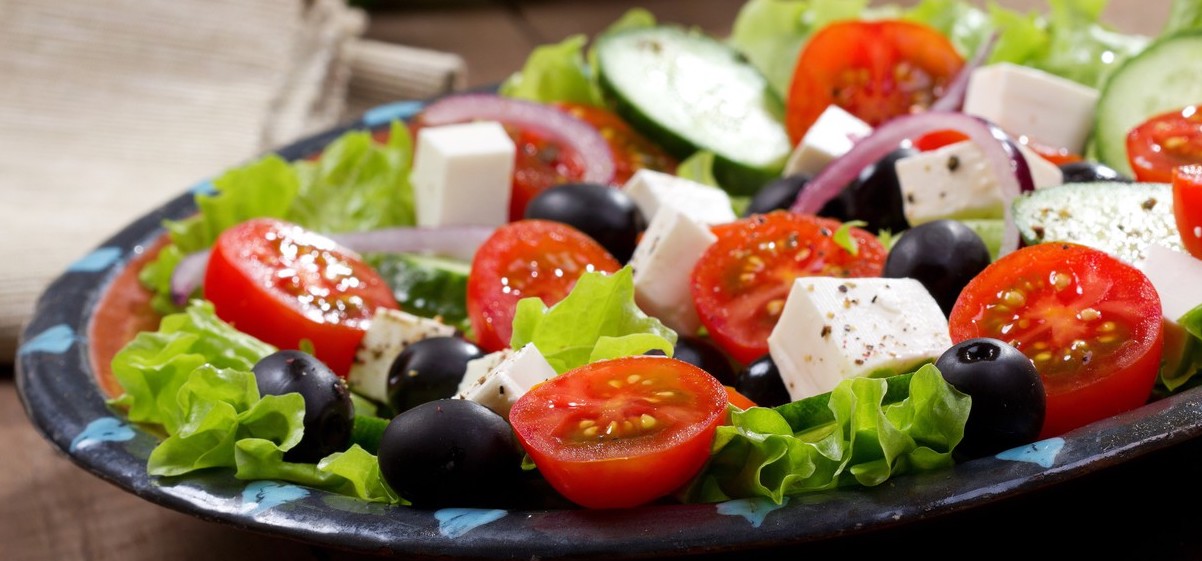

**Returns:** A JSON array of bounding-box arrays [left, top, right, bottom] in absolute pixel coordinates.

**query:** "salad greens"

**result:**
[[510, 266, 677, 374], [684, 364, 969, 503]]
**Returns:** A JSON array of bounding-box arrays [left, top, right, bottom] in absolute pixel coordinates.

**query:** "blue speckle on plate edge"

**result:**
[[716, 496, 790, 528], [363, 100, 426, 128], [18, 324, 77, 356], [241, 481, 311, 516], [70, 417, 136, 452], [995, 437, 1065, 468], [434, 508, 507, 538], [68, 246, 123, 272]]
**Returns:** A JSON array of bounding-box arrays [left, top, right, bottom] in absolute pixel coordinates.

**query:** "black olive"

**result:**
[[883, 219, 991, 317], [1059, 161, 1133, 183], [387, 336, 485, 414], [743, 174, 810, 216], [935, 338, 1046, 461], [523, 182, 645, 263], [252, 350, 354, 463], [672, 335, 737, 386], [735, 354, 791, 407], [820, 146, 915, 233], [377, 399, 523, 508]]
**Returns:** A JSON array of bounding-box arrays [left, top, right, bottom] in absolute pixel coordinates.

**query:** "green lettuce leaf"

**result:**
[[1157, 304, 1202, 393], [1030, 0, 1149, 89], [234, 441, 401, 504], [1164, 0, 1202, 35], [509, 266, 676, 374], [682, 364, 969, 503]]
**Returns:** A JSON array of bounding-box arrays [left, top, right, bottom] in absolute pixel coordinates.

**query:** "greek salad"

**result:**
[[103, 0, 1202, 511]]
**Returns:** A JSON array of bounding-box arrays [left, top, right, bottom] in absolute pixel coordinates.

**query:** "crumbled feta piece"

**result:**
[[962, 62, 1100, 155], [783, 105, 872, 177], [455, 343, 557, 417], [348, 308, 456, 403], [628, 206, 717, 335], [767, 277, 951, 401], [1137, 243, 1202, 321], [411, 121, 515, 227], [622, 169, 736, 225]]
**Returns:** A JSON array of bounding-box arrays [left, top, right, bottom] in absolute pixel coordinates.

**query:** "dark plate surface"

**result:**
[[16, 99, 1202, 559]]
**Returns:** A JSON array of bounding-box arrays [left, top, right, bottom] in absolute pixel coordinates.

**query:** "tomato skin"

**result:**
[[467, 220, 621, 352], [691, 212, 886, 364], [204, 218, 400, 377], [785, 20, 964, 144], [508, 356, 728, 509], [554, 102, 678, 185], [948, 243, 1163, 438], [1127, 105, 1202, 183], [1173, 165, 1202, 259], [724, 386, 757, 410]]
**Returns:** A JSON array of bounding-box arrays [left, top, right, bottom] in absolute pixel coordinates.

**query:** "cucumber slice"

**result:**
[[1094, 30, 1202, 176], [350, 414, 390, 455], [594, 26, 791, 196], [1012, 181, 1183, 264], [364, 253, 470, 330]]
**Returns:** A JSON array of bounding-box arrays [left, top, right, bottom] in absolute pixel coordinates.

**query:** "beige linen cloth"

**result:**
[[0, 0, 465, 363]]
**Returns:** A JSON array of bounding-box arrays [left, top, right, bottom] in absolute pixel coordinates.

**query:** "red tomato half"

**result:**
[[204, 218, 400, 377], [1127, 105, 1202, 183], [949, 243, 1164, 438], [554, 102, 678, 185], [1173, 165, 1202, 259], [508, 356, 728, 509], [785, 20, 964, 144], [467, 220, 620, 352], [691, 212, 886, 364]]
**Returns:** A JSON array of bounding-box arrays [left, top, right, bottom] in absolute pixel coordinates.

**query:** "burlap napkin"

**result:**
[[0, 0, 465, 363]]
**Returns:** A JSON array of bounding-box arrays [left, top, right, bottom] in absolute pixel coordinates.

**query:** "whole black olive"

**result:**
[[253, 350, 354, 463]]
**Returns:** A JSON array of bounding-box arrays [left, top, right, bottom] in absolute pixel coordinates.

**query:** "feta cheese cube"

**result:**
[[897, 140, 1063, 226], [622, 169, 736, 226], [766, 277, 951, 401], [963, 62, 1100, 155], [455, 343, 557, 417], [629, 206, 717, 335], [411, 121, 515, 227], [1137, 244, 1202, 321], [347, 308, 456, 403], [783, 104, 872, 177]]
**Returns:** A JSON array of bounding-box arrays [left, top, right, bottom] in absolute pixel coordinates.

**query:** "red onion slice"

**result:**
[[171, 250, 209, 307], [788, 111, 1034, 257], [414, 93, 616, 185], [930, 32, 999, 113], [329, 225, 495, 262]]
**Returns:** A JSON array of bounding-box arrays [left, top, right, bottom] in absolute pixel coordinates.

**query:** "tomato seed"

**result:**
[[1077, 308, 1101, 322]]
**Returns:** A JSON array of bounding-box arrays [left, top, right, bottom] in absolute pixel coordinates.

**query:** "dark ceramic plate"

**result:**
[[16, 99, 1202, 559]]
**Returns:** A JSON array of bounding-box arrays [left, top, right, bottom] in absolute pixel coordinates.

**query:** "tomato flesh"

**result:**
[[1173, 165, 1202, 259], [949, 243, 1163, 438], [508, 356, 728, 509], [786, 20, 964, 144], [204, 218, 400, 377], [1127, 105, 1202, 183], [467, 220, 620, 352], [691, 212, 886, 364]]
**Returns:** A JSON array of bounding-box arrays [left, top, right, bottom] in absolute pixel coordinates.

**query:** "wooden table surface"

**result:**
[[4, 1, 1188, 559]]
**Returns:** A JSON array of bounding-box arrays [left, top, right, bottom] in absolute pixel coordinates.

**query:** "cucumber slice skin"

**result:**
[[595, 26, 790, 197], [364, 253, 471, 330], [1094, 30, 1202, 176], [1011, 181, 1183, 264]]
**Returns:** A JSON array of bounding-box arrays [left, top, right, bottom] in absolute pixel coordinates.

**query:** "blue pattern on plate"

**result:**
[[69, 417, 135, 452], [996, 437, 1065, 468], [190, 179, 216, 196], [18, 324, 76, 355], [363, 100, 425, 128], [716, 496, 790, 528], [434, 508, 507, 538], [241, 481, 310, 516], [68, 247, 122, 272]]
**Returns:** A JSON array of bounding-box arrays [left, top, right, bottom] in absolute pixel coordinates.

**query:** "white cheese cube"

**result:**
[[411, 121, 515, 227], [629, 206, 717, 335], [766, 277, 951, 401], [783, 105, 872, 177], [455, 343, 557, 417], [963, 62, 1100, 155], [622, 169, 736, 226], [347, 308, 456, 403], [897, 140, 1062, 226], [1137, 244, 1202, 321]]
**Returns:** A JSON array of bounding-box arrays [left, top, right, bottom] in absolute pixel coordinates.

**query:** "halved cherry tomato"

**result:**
[[691, 211, 887, 364], [1127, 105, 1202, 183], [785, 20, 964, 144], [1021, 137, 1083, 166], [1173, 165, 1202, 259], [508, 356, 728, 509], [467, 219, 620, 352], [912, 129, 969, 151], [948, 242, 1163, 438], [553, 102, 678, 185], [204, 218, 400, 377], [724, 386, 757, 410]]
